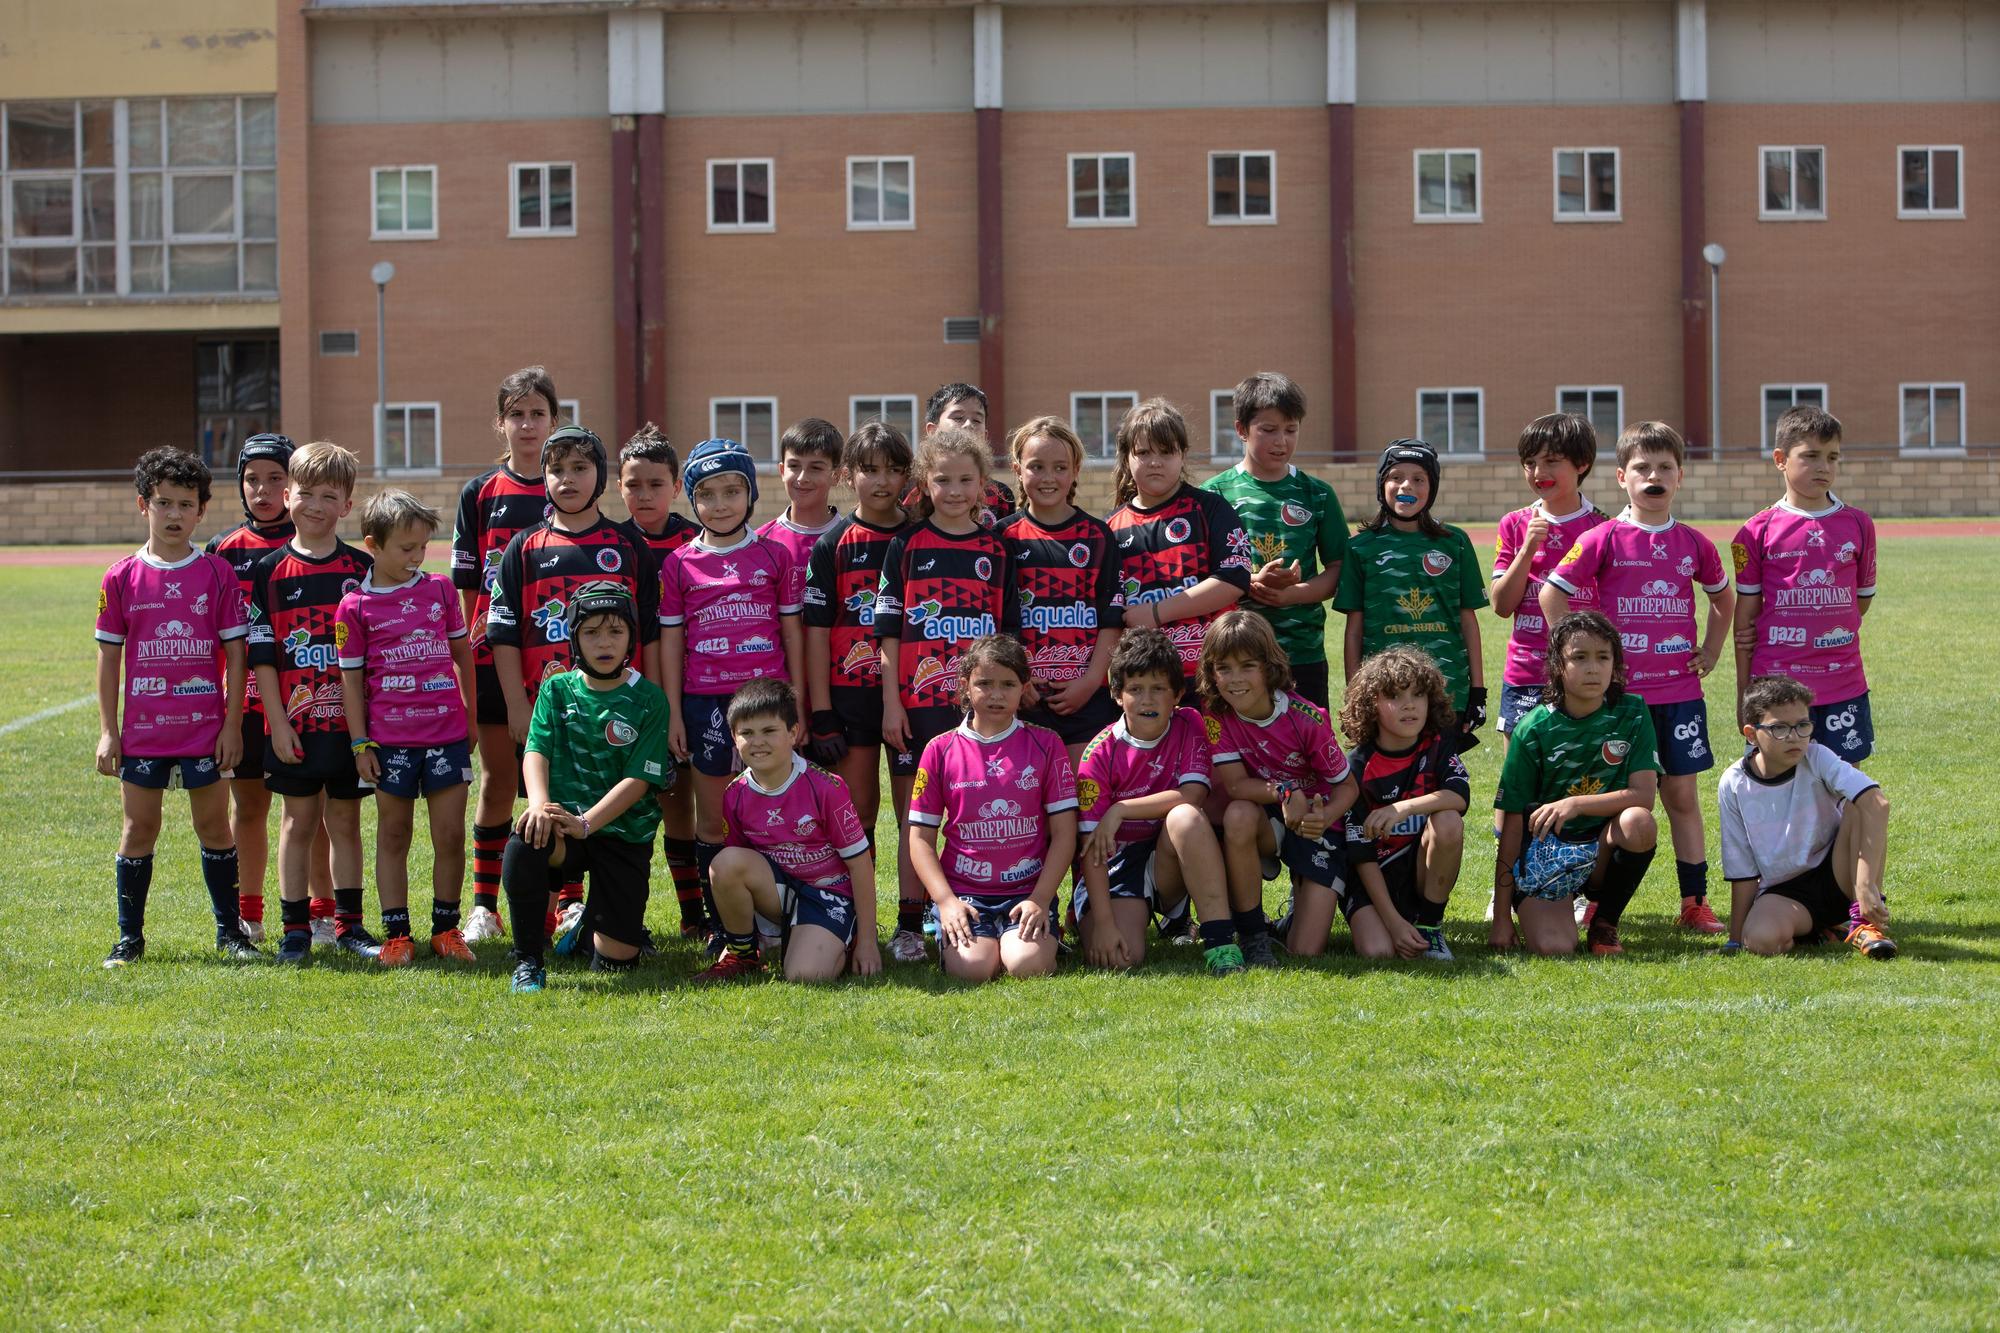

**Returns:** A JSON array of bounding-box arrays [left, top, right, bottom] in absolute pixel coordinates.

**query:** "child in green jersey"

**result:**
[[1200, 371, 1347, 710], [502, 581, 673, 993], [1333, 440, 1487, 749], [1491, 611, 1661, 958]]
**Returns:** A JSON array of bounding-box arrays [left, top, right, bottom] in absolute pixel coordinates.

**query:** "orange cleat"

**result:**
[[1586, 920, 1624, 956], [1845, 921, 1898, 960], [377, 936, 415, 968], [430, 928, 476, 963], [1677, 900, 1727, 934]]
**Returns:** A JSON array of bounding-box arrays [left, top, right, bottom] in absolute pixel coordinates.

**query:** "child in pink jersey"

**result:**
[[1199, 610, 1358, 962], [908, 635, 1078, 983], [95, 448, 256, 967], [1543, 421, 1733, 933], [695, 680, 880, 984], [756, 417, 843, 573], [336, 490, 476, 967]]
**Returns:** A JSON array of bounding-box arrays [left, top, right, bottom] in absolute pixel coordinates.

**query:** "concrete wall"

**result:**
[[0, 0, 276, 99], [309, 17, 609, 124], [662, 9, 975, 116], [1002, 5, 1328, 110], [1357, 1, 1677, 106], [1707, 0, 2000, 103]]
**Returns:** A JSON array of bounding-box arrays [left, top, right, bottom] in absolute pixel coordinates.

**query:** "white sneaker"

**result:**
[[888, 928, 928, 963], [1574, 897, 1590, 927], [552, 901, 588, 956], [310, 917, 337, 949], [462, 904, 506, 943], [239, 918, 265, 945]]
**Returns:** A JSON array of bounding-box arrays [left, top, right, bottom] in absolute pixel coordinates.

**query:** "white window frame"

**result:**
[[558, 398, 581, 427], [1070, 391, 1139, 461], [1759, 384, 1829, 449], [706, 158, 775, 234], [374, 401, 442, 474], [1067, 152, 1136, 228], [1897, 145, 1963, 219], [1898, 382, 1966, 455], [1209, 389, 1245, 461], [508, 161, 575, 238], [1412, 148, 1481, 224], [845, 156, 914, 232], [848, 394, 919, 437], [1555, 386, 1625, 456], [1758, 145, 1826, 221], [370, 165, 437, 241], [1208, 150, 1276, 226], [709, 396, 781, 460], [1415, 387, 1485, 457], [1553, 147, 1621, 222]]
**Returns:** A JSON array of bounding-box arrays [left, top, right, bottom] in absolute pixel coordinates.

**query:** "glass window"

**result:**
[[171, 174, 236, 239], [1069, 153, 1135, 226], [850, 395, 918, 439], [848, 157, 913, 229], [1556, 387, 1623, 448], [1900, 384, 1964, 449], [1761, 146, 1825, 219], [379, 403, 442, 472], [1210, 390, 1244, 460], [1415, 149, 1479, 221], [166, 99, 235, 168], [1070, 392, 1139, 460], [6, 102, 76, 169], [195, 339, 281, 466], [1556, 148, 1619, 219], [1418, 389, 1483, 455], [1899, 146, 1962, 217], [1762, 385, 1827, 448], [1210, 151, 1275, 224], [372, 165, 436, 238], [511, 162, 576, 237], [708, 160, 773, 232], [711, 398, 780, 457]]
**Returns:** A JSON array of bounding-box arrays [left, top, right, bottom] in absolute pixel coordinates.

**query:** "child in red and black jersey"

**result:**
[[452, 366, 561, 939], [803, 420, 911, 843], [615, 424, 705, 940], [245, 442, 378, 965], [898, 383, 1017, 527], [876, 426, 1019, 961], [1336, 647, 1470, 963], [1107, 398, 1254, 695], [999, 414, 1123, 762]]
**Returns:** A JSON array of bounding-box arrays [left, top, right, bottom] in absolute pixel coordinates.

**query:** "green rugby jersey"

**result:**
[[1494, 692, 1660, 840], [525, 668, 672, 844], [1332, 523, 1487, 705], [1200, 462, 1347, 666]]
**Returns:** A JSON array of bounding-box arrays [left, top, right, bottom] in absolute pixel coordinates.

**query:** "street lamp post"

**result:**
[[1701, 243, 1725, 454], [371, 260, 397, 473]]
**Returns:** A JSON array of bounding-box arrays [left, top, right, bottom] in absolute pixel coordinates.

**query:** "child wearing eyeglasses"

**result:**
[[1719, 673, 1895, 959]]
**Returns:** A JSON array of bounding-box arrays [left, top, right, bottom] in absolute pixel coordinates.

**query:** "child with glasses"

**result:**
[[1719, 674, 1895, 959]]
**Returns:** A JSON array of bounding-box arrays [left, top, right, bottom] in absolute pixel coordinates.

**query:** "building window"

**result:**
[[1413, 149, 1480, 223], [711, 397, 779, 459], [1761, 384, 1828, 448], [850, 395, 918, 439], [1898, 146, 1962, 218], [1760, 146, 1825, 220], [510, 162, 574, 237], [1899, 383, 1964, 451], [1210, 151, 1275, 225], [708, 159, 773, 233], [1068, 153, 1135, 227], [1210, 390, 1244, 461], [376, 402, 442, 472], [558, 398, 581, 427], [1071, 392, 1138, 460], [371, 165, 437, 240], [0, 96, 276, 298], [1556, 386, 1623, 452], [196, 338, 280, 467], [1554, 147, 1619, 221], [847, 157, 913, 231], [1417, 388, 1484, 456]]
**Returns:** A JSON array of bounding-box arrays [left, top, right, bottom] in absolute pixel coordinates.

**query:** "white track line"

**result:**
[[0, 694, 92, 737]]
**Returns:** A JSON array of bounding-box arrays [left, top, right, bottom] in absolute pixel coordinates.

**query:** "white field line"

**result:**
[[0, 694, 92, 738]]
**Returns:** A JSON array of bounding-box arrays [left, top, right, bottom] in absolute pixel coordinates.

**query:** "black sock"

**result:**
[[1231, 907, 1267, 944], [694, 839, 722, 929], [1676, 859, 1708, 903], [115, 853, 153, 938], [1593, 846, 1656, 928], [199, 845, 241, 932], [1414, 896, 1446, 928], [722, 928, 758, 959], [382, 908, 412, 940], [502, 834, 553, 962], [1197, 919, 1235, 950], [333, 887, 365, 936], [432, 898, 461, 934], [897, 901, 926, 934], [281, 895, 310, 937]]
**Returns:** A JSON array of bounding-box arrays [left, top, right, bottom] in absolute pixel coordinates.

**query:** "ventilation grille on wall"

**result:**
[[319, 330, 360, 357], [942, 316, 981, 345]]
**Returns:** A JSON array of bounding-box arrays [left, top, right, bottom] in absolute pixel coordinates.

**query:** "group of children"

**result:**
[[92, 368, 1898, 990]]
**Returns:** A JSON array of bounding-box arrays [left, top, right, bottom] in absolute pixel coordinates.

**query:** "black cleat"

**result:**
[[1240, 932, 1281, 969], [216, 928, 264, 963], [275, 930, 312, 965], [103, 936, 145, 969], [335, 926, 384, 960]]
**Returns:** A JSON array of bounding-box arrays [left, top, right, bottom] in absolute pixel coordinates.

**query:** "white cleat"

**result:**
[[461, 905, 506, 943], [888, 929, 928, 964], [239, 918, 266, 945], [310, 917, 337, 950]]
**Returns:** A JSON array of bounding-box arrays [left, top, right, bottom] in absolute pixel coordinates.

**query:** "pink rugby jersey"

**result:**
[[722, 754, 871, 894], [1732, 499, 1876, 704], [909, 720, 1079, 899], [335, 571, 470, 747], [1548, 517, 1727, 705], [1076, 707, 1212, 844], [1492, 502, 1609, 686], [756, 511, 840, 578], [95, 548, 247, 758], [1209, 691, 1351, 799], [659, 532, 803, 695]]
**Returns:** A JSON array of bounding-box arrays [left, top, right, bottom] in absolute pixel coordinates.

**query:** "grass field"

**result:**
[[3, 538, 1998, 1328]]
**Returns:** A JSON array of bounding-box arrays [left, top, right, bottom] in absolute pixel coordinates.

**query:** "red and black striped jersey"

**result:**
[[874, 521, 1018, 710], [486, 518, 661, 696], [623, 513, 700, 567], [246, 541, 373, 737], [803, 513, 906, 692], [451, 465, 549, 665], [995, 507, 1124, 687], [1342, 731, 1471, 867], [206, 518, 292, 717], [901, 478, 1018, 529], [1108, 482, 1256, 674]]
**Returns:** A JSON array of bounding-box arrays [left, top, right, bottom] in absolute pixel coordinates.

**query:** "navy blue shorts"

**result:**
[[684, 692, 738, 778], [1074, 833, 1160, 918], [1812, 692, 1873, 763], [374, 740, 473, 799], [1265, 803, 1345, 891], [958, 893, 1030, 940], [1497, 683, 1543, 735], [752, 863, 860, 947], [121, 754, 224, 791], [1648, 698, 1715, 776]]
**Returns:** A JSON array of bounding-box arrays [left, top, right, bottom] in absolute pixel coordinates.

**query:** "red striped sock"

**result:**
[[238, 893, 264, 924], [472, 822, 507, 912], [308, 896, 336, 922]]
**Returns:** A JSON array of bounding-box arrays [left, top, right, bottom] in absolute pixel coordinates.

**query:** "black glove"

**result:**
[[808, 709, 849, 766], [1462, 686, 1488, 734]]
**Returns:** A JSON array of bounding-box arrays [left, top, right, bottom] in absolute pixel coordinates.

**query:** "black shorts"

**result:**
[[1340, 853, 1420, 922], [1022, 688, 1119, 748], [1289, 661, 1332, 714], [474, 662, 511, 727], [830, 684, 885, 749], [890, 705, 962, 778], [564, 834, 655, 948], [1759, 849, 1849, 938], [228, 712, 266, 779], [1264, 802, 1345, 891], [264, 730, 373, 800]]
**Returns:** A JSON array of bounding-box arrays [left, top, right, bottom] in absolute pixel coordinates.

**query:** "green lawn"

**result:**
[[2, 541, 1997, 1328]]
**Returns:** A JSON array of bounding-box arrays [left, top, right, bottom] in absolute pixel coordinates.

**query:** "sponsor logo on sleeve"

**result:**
[[1600, 739, 1631, 765], [1422, 550, 1452, 577]]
